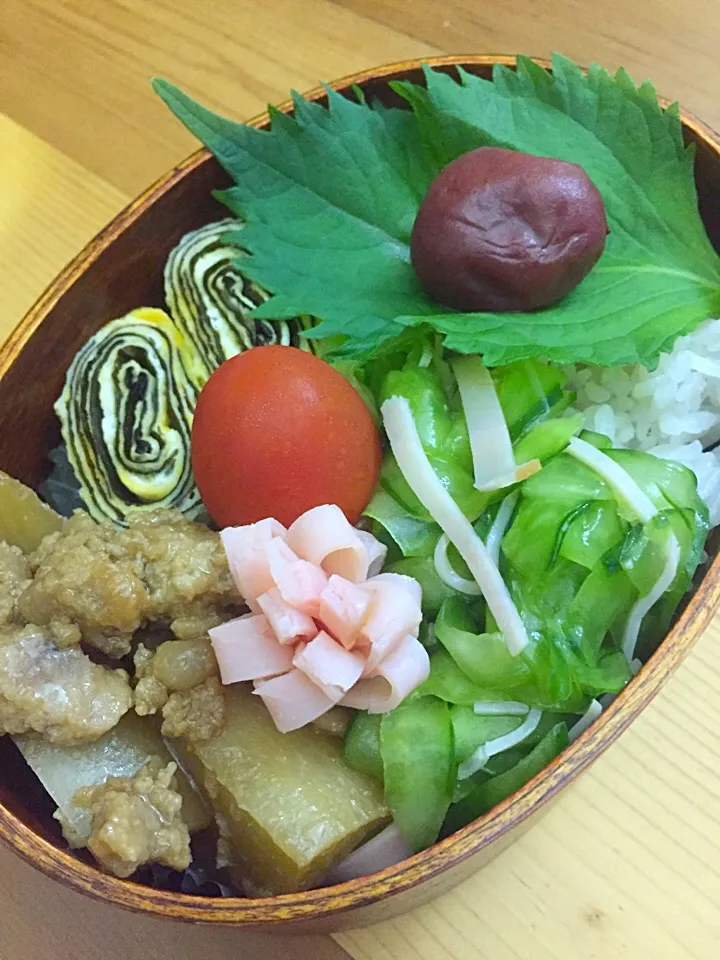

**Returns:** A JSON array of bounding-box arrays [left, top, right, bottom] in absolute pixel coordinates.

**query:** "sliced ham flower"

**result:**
[[342, 635, 430, 714], [209, 613, 294, 684], [286, 504, 371, 582], [267, 537, 328, 617], [319, 575, 371, 650], [359, 578, 423, 674], [365, 572, 422, 609], [355, 530, 388, 578], [256, 586, 318, 646], [254, 668, 340, 733], [221, 518, 286, 604], [217, 504, 427, 733], [293, 630, 365, 698]]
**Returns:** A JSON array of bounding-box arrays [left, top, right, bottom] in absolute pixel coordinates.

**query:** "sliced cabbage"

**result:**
[[566, 437, 684, 661], [381, 395, 529, 656], [567, 437, 657, 523], [457, 707, 542, 780], [622, 533, 681, 661]]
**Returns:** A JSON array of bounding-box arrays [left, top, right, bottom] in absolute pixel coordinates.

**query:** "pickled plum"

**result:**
[[411, 147, 609, 312]]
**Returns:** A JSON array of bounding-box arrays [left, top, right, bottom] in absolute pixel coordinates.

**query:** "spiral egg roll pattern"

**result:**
[[164, 218, 313, 379], [55, 309, 205, 525]]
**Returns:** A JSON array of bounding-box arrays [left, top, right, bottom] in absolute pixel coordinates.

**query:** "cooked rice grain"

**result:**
[[566, 318, 720, 527]]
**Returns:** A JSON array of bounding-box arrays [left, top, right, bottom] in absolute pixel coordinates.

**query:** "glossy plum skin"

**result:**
[[410, 147, 609, 313], [191, 346, 382, 528]]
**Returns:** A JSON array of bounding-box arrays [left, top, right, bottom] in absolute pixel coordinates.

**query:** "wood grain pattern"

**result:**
[[0, 118, 127, 326], [1, 0, 720, 956], [0, 839, 349, 960], [1, 56, 720, 939], [340, 623, 720, 960], [337, 0, 720, 131], [0, 0, 437, 195]]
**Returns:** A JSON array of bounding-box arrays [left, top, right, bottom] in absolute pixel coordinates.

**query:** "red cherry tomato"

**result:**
[[191, 346, 382, 528]]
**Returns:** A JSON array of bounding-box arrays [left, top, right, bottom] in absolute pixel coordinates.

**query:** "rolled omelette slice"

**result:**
[[164, 218, 314, 378], [172, 683, 389, 895], [55, 307, 205, 525]]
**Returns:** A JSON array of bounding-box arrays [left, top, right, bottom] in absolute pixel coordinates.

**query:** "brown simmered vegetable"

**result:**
[[411, 146, 609, 313], [173, 684, 388, 894], [15, 712, 211, 846], [0, 471, 63, 554]]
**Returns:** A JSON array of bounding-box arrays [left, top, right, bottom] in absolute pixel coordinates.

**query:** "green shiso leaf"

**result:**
[[153, 56, 720, 367]]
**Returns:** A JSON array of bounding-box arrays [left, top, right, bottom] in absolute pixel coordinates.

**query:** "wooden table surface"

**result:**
[[2, 2, 720, 958]]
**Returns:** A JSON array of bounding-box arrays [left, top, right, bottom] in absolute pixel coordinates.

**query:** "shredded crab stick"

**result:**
[[457, 706, 542, 780], [434, 534, 482, 596], [218, 505, 426, 731], [622, 533, 681, 661], [473, 700, 530, 717], [434, 493, 518, 593], [566, 437, 657, 523], [451, 356, 540, 492], [566, 437, 681, 661], [382, 395, 529, 656], [485, 492, 519, 567]]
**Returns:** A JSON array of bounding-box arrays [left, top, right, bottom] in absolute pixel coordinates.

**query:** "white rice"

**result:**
[[565, 318, 720, 527]]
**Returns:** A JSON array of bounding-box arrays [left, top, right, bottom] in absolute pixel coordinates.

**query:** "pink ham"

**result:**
[[216, 504, 428, 732], [286, 504, 370, 583], [267, 537, 328, 617], [342, 635, 430, 714], [293, 630, 365, 698], [355, 530, 388, 578], [256, 586, 318, 645], [209, 613, 293, 684], [220, 518, 287, 603], [365, 572, 422, 609], [318, 575, 371, 650], [359, 578, 423, 674], [254, 668, 340, 733]]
